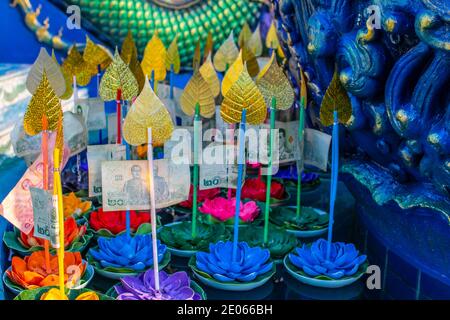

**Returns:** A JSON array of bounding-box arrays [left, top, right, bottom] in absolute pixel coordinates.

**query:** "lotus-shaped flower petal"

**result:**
[[19, 217, 87, 249], [289, 239, 367, 279], [232, 177, 285, 202], [6, 251, 86, 290], [63, 192, 91, 218], [88, 234, 166, 271], [178, 185, 221, 209], [199, 197, 260, 223], [196, 241, 273, 282], [89, 208, 150, 235], [40, 288, 100, 300], [115, 269, 202, 300]]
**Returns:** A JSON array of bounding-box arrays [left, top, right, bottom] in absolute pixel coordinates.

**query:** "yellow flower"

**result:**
[[75, 291, 100, 300], [63, 192, 92, 218], [40, 288, 69, 300]]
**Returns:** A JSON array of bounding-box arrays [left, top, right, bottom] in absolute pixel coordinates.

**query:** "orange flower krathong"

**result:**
[[19, 217, 86, 249], [6, 251, 86, 290], [63, 192, 91, 218]]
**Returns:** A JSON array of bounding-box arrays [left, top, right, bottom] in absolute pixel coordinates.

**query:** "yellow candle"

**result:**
[[53, 148, 65, 295]]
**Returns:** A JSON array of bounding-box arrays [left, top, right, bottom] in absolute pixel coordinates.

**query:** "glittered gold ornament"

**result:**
[[238, 21, 252, 48], [24, 72, 63, 136], [242, 44, 259, 78], [266, 21, 280, 49], [203, 31, 214, 62], [27, 48, 66, 98], [120, 32, 145, 93], [213, 31, 239, 72], [192, 40, 201, 71], [220, 66, 266, 125], [141, 31, 167, 81], [83, 35, 112, 70], [62, 46, 97, 86], [180, 70, 215, 118], [221, 50, 244, 97], [123, 78, 174, 147], [165, 35, 181, 73], [99, 49, 139, 101], [248, 24, 263, 57], [256, 52, 294, 110], [319, 67, 352, 126], [199, 53, 220, 98]]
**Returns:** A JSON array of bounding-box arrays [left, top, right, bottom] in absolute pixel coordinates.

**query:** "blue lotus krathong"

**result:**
[[289, 239, 367, 279], [196, 241, 273, 282], [89, 234, 166, 271]]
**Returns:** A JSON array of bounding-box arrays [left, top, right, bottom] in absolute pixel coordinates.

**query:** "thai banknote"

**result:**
[[87, 144, 127, 197], [303, 128, 331, 171], [80, 98, 106, 131], [64, 111, 87, 156], [101, 159, 190, 211], [107, 113, 117, 144]]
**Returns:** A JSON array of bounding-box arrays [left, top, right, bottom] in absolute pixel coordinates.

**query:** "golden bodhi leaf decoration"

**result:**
[[142, 31, 167, 81], [52, 52, 73, 100], [24, 72, 63, 136], [242, 44, 259, 78], [221, 50, 244, 97], [266, 21, 280, 49], [213, 31, 239, 72], [83, 35, 112, 70], [192, 40, 201, 71], [238, 22, 252, 48], [203, 31, 213, 62], [220, 66, 266, 125], [55, 115, 64, 165], [319, 68, 352, 126], [99, 49, 139, 101], [166, 35, 181, 73], [248, 24, 263, 57], [180, 71, 215, 118], [199, 53, 220, 98], [27, 48, 66, 98], [120, 32, 145, 93], [256, 52, 294, 110], [300, 65, 307, 108], [123, 78, 174, 147], [62, 46, 97, 86]]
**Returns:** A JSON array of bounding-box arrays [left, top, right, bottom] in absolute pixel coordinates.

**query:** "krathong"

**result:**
[[63, 192, 92, 218], [114, 270, 202, 300], [288, 239, 367, 279], [14, 287, 112, 300], [10, 217, 91, 253], [89, 208, 150, 236], [178, 186, 220, 209], [40, 288, 99, 300], [194, 241, 273, 282], [160, 222, 230, 252], [199, 197, 260, 224], [6, 251, 86, 290], [270, 206, 329, 231], [88, 234, 166, 272]]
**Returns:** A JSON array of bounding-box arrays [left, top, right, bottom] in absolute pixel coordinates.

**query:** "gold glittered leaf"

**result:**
[[266, 22, 280, 49], [192, 40, 201, 71], [238, 22, 252, 48], [199, 53, 220, 98], [248, 24, 263, 57], [213, 31, 239, 72], [99, 49, 139, 101], [180, 71, 215, 118], [120, 31, 136, 65], [242, 44, 259, 78], [55, 115, 64, 165], [165, 35, 180, 73], [83, 36, 112, 70], [123, 79, 174, 147], [141, 31, 167, 81], [24, 72, 63, 135], [203, 31, 213, 62], [129, 45, 146, 94], [27, 48, 66, 98], [256, 52, 294, 110], [319, 68, 352, 126], [220, 66, 266, 125], [62, 46, 97, 86], [300, 65, 307, 109], [221, 50, 244, 97]]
